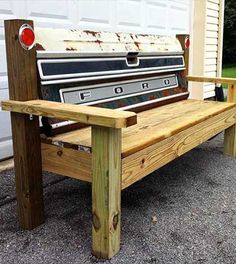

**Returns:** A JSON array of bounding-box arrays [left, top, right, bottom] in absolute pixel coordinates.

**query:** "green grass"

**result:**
[[222, 64, 236, 78], [222, 64, 236, 88]]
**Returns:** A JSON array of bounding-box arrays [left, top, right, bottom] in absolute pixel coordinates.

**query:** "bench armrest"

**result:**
[[1, 99, 137, 128], [186, 75, 236, 85]]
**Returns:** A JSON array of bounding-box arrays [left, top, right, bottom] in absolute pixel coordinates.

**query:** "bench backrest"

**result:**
[[5, 19, 190, 135]]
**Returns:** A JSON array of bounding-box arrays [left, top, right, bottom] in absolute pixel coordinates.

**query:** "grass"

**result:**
[[222, 64, 236, 88], [222, 63, 236, 78]]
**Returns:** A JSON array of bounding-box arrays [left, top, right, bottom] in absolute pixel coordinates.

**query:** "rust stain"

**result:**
[[66, 47, 77, 51], [134, 41, 140, 48], [83, 30, 98, 37], [35, 43, 45, 51]]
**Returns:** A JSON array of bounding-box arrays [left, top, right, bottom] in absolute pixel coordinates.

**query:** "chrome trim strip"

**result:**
[[41, 67, 185, 85], [117, 92, 189, 110], [59, 75, 179, 105], [59, 74, 176, 93], [36, 50, 184, 59], [75, 85, 178, 106], [37, 55, 185, 81]]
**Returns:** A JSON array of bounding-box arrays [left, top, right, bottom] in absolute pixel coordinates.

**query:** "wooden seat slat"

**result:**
[[47, 99, 236, 157]]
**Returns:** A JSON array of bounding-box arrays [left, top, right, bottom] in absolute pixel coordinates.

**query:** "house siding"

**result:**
[[191, 0, 224, 100]]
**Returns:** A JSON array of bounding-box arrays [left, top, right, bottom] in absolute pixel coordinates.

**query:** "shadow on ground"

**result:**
[[0, 133, 236, 264]]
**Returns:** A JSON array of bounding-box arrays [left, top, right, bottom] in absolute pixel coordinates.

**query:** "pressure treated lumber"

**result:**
[[176, 34, 189, 77], [122, 106, 236, 189], [41, 143, 92, 181], [187, 75, 236, 85], [1, 99, 137, 128], [41, 103, 236, 189], [92, 126, 121, 259], [46, 100, 236, 157], [224, 84, 236, 156], [4, 19, 44, 229]]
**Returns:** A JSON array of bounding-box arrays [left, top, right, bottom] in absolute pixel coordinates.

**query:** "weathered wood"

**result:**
[[92, 126, 121, 259], [41, 143, 92, 181], [224, 84, 236, 156], [4, 19, 44, 229], [122, 107, 236, 189], [46, 100, 236, 157], [187, 75, 236, 85], [1, 99, 137, 129]]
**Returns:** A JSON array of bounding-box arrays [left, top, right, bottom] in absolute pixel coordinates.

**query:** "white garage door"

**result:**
[[0, 0, 192, 160]]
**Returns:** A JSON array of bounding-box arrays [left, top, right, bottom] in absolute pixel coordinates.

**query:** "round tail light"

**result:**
[[185, 37, 190, 49], [19, 24, 35, 50]]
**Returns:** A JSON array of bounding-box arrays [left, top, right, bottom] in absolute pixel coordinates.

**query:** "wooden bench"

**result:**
[[1, 19, 236, 259]]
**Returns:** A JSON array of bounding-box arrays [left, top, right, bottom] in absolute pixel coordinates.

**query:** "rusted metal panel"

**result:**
[[35, 28, 182, 53]]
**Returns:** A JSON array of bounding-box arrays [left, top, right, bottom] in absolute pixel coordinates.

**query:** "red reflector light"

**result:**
[[19, 24, 35, 50], [185, 37, 190, 49]]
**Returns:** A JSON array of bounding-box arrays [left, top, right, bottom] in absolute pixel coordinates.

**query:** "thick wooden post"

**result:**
[[92, 126, 121, 259], [176, 34, 190, 77], [224, 84, 236, 156], [4, 19, 44, 228]]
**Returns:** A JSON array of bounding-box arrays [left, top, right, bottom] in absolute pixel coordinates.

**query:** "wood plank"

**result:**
[[41, 143, 92, 182], [187, 75, 236, 85], [227, 84, 236, 103], [176, 34, 189, 77], [122, 107, 236, 189], [224, 125, 236, 157], [224, 84, 236, 156], [1, 99, 137, 129], [4, 19, 44, 229], [92, 126, 121, 259], [49, 100, 236, 158]]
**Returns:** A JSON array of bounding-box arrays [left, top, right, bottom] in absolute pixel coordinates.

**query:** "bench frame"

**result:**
[[2, 19, 236, 259]]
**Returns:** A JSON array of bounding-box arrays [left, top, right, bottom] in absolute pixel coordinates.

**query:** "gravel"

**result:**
[[0, 133, 236, 264]]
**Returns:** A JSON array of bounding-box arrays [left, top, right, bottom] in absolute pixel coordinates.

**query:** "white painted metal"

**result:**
[[0, 0, 191, 160]]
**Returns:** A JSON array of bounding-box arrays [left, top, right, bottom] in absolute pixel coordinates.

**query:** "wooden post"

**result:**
[[176, 34, 190, 77], [224, 84, 236, 156], [4, 19, 44, 229], [92, 126, 121, 259]]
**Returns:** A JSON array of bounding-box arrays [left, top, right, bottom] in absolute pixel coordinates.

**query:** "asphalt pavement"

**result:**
[[0, 133, 236, 264]]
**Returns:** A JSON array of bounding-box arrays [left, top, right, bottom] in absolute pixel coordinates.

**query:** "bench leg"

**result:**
[[92, 126, 121, 259], [12, 113, 44, 229], [224, 124, 236, 157]]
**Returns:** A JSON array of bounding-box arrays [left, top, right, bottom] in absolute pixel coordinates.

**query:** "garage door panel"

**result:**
[[146, 1, 168, 33], [169, 1, 190, 33], [116, 0, 143, 31], [25, 0, 77, 27], [78, 0, 113, 30]]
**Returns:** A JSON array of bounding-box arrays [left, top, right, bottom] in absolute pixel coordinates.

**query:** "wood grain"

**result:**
[[187, 75, 236, 85], [4, 19, 44, 229], [1, 99, 137, 129], [224, 84, 236, 156], [46, 100, 236, 157], [41, 143, 92, 181], [122, 107, 236, 189], [92, 126, 121, 259], [176, 34, 189, 77]]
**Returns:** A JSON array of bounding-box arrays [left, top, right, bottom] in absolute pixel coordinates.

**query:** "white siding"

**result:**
[[0, 0, 192, 160], [191, 0, 224, 99]]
